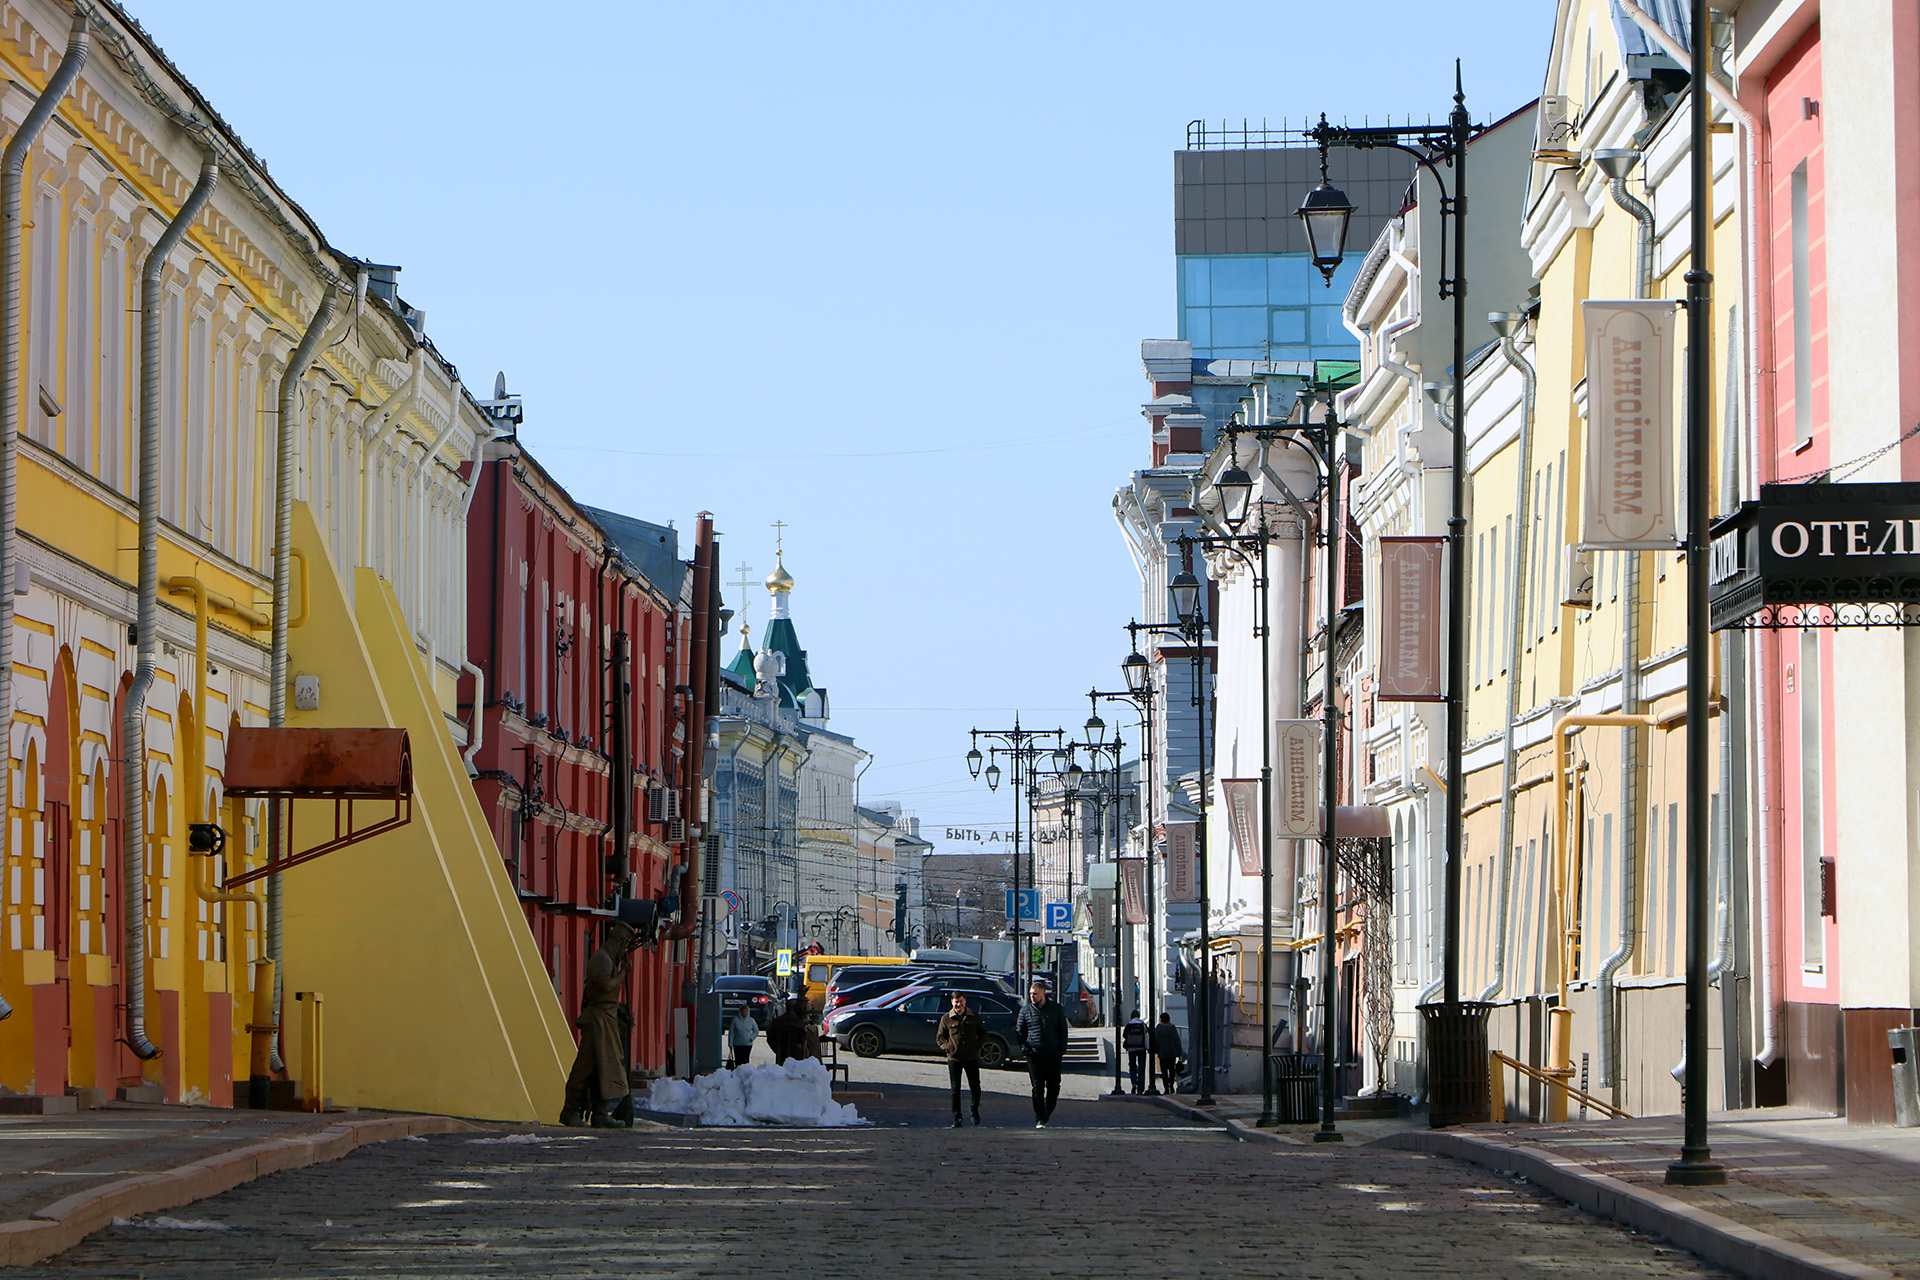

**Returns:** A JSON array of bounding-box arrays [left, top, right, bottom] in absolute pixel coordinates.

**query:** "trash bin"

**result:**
[[1268, 1052, 1320, 1124], [1890, 1027, 1920, 1127], [1420, 1001, 1494, 1127]]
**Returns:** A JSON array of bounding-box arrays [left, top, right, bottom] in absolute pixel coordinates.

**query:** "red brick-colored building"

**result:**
[[462, 442, 713, 1076]]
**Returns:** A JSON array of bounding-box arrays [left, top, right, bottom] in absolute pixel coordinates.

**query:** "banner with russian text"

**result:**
[[1377, 536, 1446, 701], [1165, 822, 1197, 902], [1120, 858, 1146, 924], [1581, 299, 1679, 549], [1224, 778, 1262, 875], [1273, 720, 1324, 838]]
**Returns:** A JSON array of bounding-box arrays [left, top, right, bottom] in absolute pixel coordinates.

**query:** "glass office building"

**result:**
[[1178, 253, 1364, 361]]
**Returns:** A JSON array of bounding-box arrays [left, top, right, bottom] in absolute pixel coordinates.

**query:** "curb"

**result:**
[[0, 1113, 473, 1268], [1369, 1130, 1895, 1280]]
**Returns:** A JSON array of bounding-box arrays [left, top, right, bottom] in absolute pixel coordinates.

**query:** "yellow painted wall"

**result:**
[[280, 503, 568, 1122]]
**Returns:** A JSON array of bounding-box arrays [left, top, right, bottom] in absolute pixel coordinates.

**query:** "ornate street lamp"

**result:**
[[1296, 157, 1357, 285], [1084, 712, 1106, 746], [1169, 569, 1202, 627], [984, 762, 1001, 791], [1122, 650, 1151, 695], [966, 746, 983, 779], [1216, 460, 1255, 533]]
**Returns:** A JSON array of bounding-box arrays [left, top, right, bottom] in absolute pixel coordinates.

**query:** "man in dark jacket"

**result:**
[[561, 919, 636, 1128], [935, 991, 987, 1127], [1151, 1012, 1184, 1095], [767, 997, 809, 1064], [1121, 1010, 1149, 1094], [1013, 981, 1070, 1126]]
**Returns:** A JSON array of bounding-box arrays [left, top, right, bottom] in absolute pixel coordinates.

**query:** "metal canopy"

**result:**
[[219, 727, 414, 888]]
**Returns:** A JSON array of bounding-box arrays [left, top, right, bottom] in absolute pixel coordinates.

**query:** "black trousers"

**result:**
[[948, 1059, 981, 1116], [1156, 1053, 1179, 1094], [730, 1043, 754, 1069], [1127, 1050, 1147, 1092], [1027, 1052, 1063, 1121]]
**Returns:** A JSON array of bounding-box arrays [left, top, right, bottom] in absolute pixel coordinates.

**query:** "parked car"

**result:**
[[831, 984, 1022, 1069], [827, 970, 1013, 1016], [710, 975, 782, 1027]]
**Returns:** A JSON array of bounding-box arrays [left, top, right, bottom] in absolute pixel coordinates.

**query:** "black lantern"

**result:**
[[1170, 569, 1202, 627], [984, 761, 1001, 791], [1084, 712, 1106, 745], [1064, 761, 1084, 795], [1297, 179, 1356, 285], [966, 746, 983, 779], [1216, 460, 1254, 532], [1122, 650, 1151, 694]]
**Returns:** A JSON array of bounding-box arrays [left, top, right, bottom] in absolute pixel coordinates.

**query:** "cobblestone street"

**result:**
[[15, 1078, 1730, 1279]]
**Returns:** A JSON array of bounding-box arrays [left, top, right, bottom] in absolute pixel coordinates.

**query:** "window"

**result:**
[[98, 241, 126, 492], [1790, 160, 1814, 447], [1799, 630, 1824, 968], [64, 217, 92, 469], [28, 189, 58, 447]]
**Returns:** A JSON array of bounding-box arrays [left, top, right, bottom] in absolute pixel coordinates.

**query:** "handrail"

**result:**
[[1489, 1049, 1630, 1121]]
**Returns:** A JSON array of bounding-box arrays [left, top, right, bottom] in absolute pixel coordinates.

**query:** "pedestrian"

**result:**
[[560, 919, 636, 1129], [1014, 980, 1069, 1127], [767, 997, 808, 1064], [728, 1006, 759, 1070], [1151, 1012, 1183, 1096], [936, 990, 987, 1127], [1122, 1008, 1149, 1094]]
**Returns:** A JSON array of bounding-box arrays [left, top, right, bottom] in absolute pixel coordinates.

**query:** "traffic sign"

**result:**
[[721, 890, 741, 913], [1041, 931, 1071, 947], [775, 948, 794, 976], [1004, 888, 1041, 923], [1043, 901, 1072, 932]]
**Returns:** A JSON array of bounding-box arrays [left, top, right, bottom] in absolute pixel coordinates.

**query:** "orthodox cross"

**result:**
[[771, 519, 787, 555]]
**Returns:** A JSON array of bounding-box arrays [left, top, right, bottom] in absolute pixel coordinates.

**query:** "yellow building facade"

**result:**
[[0, 0, 567, 1118]]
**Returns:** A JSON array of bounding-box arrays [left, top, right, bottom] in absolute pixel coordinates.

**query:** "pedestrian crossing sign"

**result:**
[[775, 949, 794, 976]]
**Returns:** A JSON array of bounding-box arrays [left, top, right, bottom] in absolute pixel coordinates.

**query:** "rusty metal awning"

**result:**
[[224, 728, 412, 799], [218, 728, 414, 889]]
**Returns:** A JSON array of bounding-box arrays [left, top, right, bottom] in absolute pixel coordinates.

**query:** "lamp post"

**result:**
[[967, 719, 1065, 993], [1132, 545, 1218, 1105], [1304, 63, 1488, 1126], [1185, 445, 1282, 1125], [1093, 654, 1161, 1093]]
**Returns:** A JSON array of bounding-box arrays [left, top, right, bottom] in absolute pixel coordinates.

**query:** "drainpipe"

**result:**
[[1584, 150, 1657, 1093], [121, 153, 219, 1062], [1478, 312, 1539, 1006], [461, 659, 486, 776], [663, 516, 716, 943], [0, 12, 87, 1024], [266, 285, 339, 1072]]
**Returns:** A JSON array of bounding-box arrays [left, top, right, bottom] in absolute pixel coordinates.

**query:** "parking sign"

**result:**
[[1004, 888, 1041, 922], [1044, 901, 1072, 932]]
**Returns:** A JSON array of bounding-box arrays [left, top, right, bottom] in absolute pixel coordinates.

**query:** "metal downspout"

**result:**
[[1479, 319, 1538, 1004], [0, 12, 86, 1024], [121, 152, 217, 1061], [662, 516, 715, 943], [1593, 168, 1655, 1090], [266, 286, 339, 1071]]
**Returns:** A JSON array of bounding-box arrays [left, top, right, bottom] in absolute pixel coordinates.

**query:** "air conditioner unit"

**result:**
[[669, 818, 686, 844], [666, 789, 682, 821], [647, 786, 667, 824], [1564, 546, 1595, 609], [1536, 95, 1579, 158]]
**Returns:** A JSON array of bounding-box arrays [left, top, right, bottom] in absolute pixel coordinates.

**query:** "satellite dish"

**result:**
[[493, 371, 508, 400]]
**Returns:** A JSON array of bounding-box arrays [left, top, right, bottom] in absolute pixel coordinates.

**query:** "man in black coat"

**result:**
[[1014, 981, 1070, 1127], [1151, 1012, 1184, 1095], [1121, 1009, 1149, 1094]]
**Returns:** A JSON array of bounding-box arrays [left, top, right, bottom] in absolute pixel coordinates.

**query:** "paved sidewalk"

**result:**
[[1138, 1089, 1920, 1278], [0, 1102, 473, 1265]]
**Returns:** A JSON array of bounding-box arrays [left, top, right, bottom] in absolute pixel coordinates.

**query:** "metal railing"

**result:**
[[1489, 1050, 1630, 1122]]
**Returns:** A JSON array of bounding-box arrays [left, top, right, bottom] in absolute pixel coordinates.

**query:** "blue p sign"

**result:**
[[1045, 901, 1072, 932]]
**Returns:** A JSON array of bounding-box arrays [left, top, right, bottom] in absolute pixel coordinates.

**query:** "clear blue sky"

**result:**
[[132, 0, 1556, 844]]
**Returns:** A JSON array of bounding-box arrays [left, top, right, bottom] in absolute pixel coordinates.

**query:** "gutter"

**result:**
[[265, 285, 339, 1072], [123, 152, 219, 1062], [662, 515, 716, 942], [0, 11, 87, 1024]]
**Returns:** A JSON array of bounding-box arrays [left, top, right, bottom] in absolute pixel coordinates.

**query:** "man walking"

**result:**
[[1122, 1008, 1149, 1094], [1014, 980, 1069, 1127], [560, 919, 637, 1128], [1151, 1011, 1183, 1096], [936, 990, 986, 1127]]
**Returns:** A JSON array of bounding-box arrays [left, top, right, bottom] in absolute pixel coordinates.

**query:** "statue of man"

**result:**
[[561, 919, 636, 1128]]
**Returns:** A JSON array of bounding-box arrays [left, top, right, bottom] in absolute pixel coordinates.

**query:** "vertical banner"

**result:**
[[1120, 858, 1146, 924], [1223, 779, 1262, 875], [1165, 822, 1197, 902], [1377, 536, 1446, 701], [1273, 720, 1324, 838], [1581, 299, 1679, 549]]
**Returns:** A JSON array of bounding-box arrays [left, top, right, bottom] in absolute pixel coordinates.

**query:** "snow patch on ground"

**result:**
[[466, 1132, 598, 1145], [114, 1217, 230, 1231], [644, 1058, 867, 1127]]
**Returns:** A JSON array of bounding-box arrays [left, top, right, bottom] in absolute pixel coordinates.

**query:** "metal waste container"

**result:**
[[1421, 1001, 1494, 1127], [1268, 1052, 1320, 1124], [1890, 1027, 1920, 1127]]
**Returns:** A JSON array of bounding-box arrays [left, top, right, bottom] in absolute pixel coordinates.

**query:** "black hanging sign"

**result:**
[[1709, 483, 1920, 629]]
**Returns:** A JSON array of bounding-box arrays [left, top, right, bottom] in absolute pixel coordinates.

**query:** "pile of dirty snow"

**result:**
[[643, 1057, 866, 1127]]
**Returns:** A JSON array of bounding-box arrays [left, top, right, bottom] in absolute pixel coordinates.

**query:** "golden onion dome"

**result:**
[[766, 553, 795, 595]]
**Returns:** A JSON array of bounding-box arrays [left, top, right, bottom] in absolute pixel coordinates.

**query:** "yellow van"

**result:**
[[798, 954, 912, 1010]]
